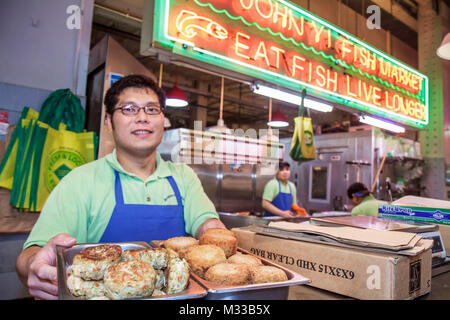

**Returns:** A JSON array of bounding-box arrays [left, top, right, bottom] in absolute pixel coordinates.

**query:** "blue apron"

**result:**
[[264, 180, 293, 217], [99, 170, 187, 242]]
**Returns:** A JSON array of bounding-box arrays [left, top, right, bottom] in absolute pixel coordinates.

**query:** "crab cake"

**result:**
[[205, 262, 251, 286], [122, 248, 168, 270], [249, 266, 288, 284], [66, 274, 106, 299], [155, 269, 166, 290], [184, 244, 226, 278], [152, 289, 166, 297], [164, 237, 199, 259], [103, 260, 157, 300], [199, 228, 237, 258], [72, 244, 122, 280], [165, 256, 190, 294], [228, 253, 263, 267], [166, 248, 180, 260]]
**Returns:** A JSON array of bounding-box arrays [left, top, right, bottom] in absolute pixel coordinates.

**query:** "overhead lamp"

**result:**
[[252, 84, 333, 112], [164, 117, 171, 128], [359, 115, 405, 133], [268, 108, 289, 127], [206, 77, 232, 134], [165, 83, 188, 107], [437, 32, 450, 60]]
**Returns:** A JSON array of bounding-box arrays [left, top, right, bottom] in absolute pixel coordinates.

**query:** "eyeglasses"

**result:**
[[112, 103, 163, 116]]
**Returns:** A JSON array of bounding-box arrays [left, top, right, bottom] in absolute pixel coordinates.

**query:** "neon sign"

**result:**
[[148, 0, 429, 128]]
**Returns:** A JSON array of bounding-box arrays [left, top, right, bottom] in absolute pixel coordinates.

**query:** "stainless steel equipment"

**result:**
[[158, 128, 285, 214], [281, 129, 423, 213]]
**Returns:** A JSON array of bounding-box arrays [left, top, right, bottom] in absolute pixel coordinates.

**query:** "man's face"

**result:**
[[106, 87, 165, 157], [277, 166, 291, 181]]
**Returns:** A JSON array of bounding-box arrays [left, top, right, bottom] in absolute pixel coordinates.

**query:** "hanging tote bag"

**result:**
[[0, 107, 39, 190], [0, 89, 97, 212], [289, 89, 316, 162]]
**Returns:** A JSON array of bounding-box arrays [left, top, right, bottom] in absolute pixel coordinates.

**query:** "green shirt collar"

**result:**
[[361, 195, 376, 203], [105, 149, 172, 182]]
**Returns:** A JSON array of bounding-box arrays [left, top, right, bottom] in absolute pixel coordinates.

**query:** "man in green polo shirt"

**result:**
[[347, 182, 387, 216], [16, 74, 225, 300]]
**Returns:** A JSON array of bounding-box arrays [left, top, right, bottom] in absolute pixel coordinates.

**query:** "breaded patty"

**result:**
[[164, 236, 199, 259], [227, 253, 263, 266], [152, 289, 166, 297], [165, 256, 190, 294], [199, 228, 237, 258], [66, 274, 106, 299], [103, 260, 157, 299], [155, 269, 166, 290], [72, 245, 122, 280], [205, 262, 250, 286], [249, 265, 288, 284], [184, 244, 226, 278], [122, 248, 168, 270]]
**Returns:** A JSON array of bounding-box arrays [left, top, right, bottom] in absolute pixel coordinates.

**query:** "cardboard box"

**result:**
[[379, 204, 450, 225], [379, 196, 450, 226], [233, 228, 432, 300]]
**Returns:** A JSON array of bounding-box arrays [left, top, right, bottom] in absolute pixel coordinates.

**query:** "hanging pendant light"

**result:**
[[207, 76, 232, 134], [268, 108, 289, 127], [166, 83, 188, 107], [437, 32, 450, 60], [166, 66, 188, 107]]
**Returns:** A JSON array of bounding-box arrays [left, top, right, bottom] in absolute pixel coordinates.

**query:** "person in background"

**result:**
[[347, 182, 387, 216], [262, 161, 308, 218], [16, 74, 225, 300]]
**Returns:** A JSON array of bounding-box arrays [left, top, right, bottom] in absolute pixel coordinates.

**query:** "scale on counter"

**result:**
[[379, 218, 448, 266], [416, 230, 448, 267]]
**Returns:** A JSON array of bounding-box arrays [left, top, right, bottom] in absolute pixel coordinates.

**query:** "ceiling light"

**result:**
[[253, 84, 333, 112], [164, 117, 171, 128], [267, 108, 289, 127], [359, 115, 405, 133], [166, 83, 188, 107], [437, 32, 450, 60]]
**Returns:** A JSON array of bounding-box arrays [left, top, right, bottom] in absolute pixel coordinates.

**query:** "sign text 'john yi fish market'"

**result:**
[[151, 0, 429, 128]]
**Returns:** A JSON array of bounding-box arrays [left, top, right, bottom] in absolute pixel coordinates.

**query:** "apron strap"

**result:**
[[114, 170, 182, 207], [114, 171, 124, 205], [166, 176, 183, 206]]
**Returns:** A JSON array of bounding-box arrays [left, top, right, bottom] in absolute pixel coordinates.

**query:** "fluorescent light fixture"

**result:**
[[253, 84, 333, 112], [359, 115, 405, 133]]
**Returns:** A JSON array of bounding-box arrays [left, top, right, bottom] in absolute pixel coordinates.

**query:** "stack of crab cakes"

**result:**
[[66, 245, 190, 300], [167, 229, 289, 287]]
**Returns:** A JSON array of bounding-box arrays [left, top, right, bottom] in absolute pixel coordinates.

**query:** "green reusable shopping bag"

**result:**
[[0, 89, 97, 212], [289, 90, 316, 162], [0, 107, 39, 189], [27, 121, 96, 211]]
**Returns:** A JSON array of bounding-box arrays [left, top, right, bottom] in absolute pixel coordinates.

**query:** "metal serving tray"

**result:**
[[150, 241, 311, 300], [56, 242, 207, 300]]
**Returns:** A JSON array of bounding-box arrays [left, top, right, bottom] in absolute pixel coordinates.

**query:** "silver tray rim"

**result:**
[[150, 241, 311, 295], [56, 242, 208, 300]]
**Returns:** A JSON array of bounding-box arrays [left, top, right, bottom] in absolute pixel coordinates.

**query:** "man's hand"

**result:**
[[195, 218, 226, 239], [280, 210, 296, 218], [17, 233, 76, 300]]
